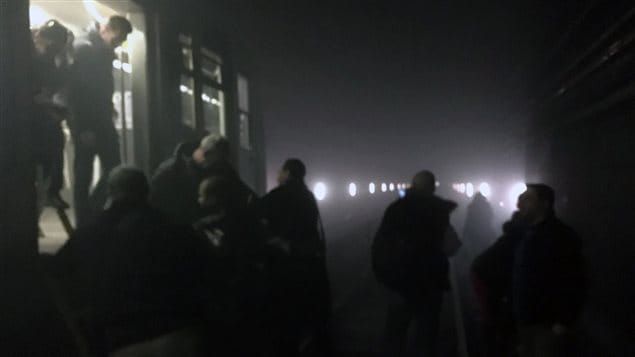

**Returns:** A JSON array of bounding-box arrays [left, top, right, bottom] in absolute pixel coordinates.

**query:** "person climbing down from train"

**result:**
[[68, 15, 133, 226], [372, 170, 457, 357], [150, 134, 257, 225], [31, 19, 73, 210], [259, 158, 332, 356]]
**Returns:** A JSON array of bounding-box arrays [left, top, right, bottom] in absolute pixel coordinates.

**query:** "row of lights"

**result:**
[[313, 181, 411, 201], [452, 181, 528, 208]]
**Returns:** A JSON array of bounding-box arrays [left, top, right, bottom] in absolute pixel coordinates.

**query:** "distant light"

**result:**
[[381, 183, 387, 192], [398, 189, 406, 198], [313, 182, 327, 201], [479, 182, 491, 198], [389, 183, 395, 192], [509, 182, 527, 207], [466, 182, 474, 198], [348, 182, 357, 197], [499, 201, 505, 207], [459, 183, 466, 194], [369, 182, 376, 194], [435, 181, 440, 187], [29, 5, 49, 28]]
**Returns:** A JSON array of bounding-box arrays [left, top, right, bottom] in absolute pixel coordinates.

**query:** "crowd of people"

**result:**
[[47, 135, 331, 356], [372, 171, 586, 357], [30, 13, 586, 357]]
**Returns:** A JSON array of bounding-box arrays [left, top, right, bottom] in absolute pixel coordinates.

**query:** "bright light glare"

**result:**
[[369, 182, 376, 194], [83, 0, 107, 23], [381, 183, 387, 192], [509, 182, 527, 207], [389, 183, 395, 191], [499, 201, 505, 207], [479, 182, 491, 198], [435, 181, 440, 187], [466, 182, 474, 198], [29, 5, 49, 28], [459, 183, 466, 193], [348, 183, 357, 197], [313, 182, 327, 201], [398, 189, 406, 198]]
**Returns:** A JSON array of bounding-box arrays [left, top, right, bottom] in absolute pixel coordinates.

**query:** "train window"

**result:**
[[237, 74, 250, 149], [180, 75, 195, 128], [201, 47, 222, 84], [202, 84, 225, 135]]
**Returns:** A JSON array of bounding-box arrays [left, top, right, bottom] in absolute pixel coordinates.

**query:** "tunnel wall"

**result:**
[[526, 1, 635, 353]]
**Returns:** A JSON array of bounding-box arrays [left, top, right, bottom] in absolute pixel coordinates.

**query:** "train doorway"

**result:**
[[30, 0, 148, 250]]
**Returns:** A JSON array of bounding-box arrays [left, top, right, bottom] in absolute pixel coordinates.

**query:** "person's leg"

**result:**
[[46, 126, 68, 208], [73, 141, 95, 226], [412, 291, 443, 356], [383, 292, 413, 357], [91, 133, 120, 213]]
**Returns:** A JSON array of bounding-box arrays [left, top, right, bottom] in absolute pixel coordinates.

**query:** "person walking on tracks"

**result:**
[[372, 170, 457, 356]]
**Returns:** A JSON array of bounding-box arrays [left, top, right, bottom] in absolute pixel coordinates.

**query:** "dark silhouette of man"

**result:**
[[513, 183, 585, 357], [472, 211, 526, 356], [68, 15, 132, 226], [259, 158, 331, 355], [32, 19, 72, 209], [374, 170, 456, 356]]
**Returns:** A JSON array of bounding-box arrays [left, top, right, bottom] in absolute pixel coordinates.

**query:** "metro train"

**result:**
[[28, 0, 266, 195]]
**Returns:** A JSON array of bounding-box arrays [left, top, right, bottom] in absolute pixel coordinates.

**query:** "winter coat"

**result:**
[[374, 190, 457, 296], [512, 215, 585, 326]]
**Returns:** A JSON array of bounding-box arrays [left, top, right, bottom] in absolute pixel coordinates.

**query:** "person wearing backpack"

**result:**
[[373, 170, 457, 356]]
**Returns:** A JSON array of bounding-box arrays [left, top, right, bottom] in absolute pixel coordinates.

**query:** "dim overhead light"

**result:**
[[369, 182, 376, 194], [389, 183, 395, 192], [381, 183, 387, 192]]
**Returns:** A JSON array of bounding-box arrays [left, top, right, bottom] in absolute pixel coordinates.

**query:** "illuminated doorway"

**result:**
[[31, 0, 148, 248]]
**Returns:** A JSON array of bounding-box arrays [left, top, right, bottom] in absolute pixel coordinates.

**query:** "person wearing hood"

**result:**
[[373, 170, 457, 357], [68, 15, 133, 226]]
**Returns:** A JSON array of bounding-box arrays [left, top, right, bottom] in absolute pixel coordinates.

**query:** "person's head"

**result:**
[[99, 15, 132, 48], [192, 134, 230, 168], [107, 166, 149, 205], [278, 158, 306, 185], [198, 176, 233, 210], [34, 19, 69, 57], [517, 183, 555, 225], [410, 170, 436, 195]]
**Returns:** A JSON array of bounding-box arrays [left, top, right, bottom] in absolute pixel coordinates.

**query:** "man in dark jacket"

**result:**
[[32, 19, 72, 209], [259, 159, 331, 356], [150, 135, 256, 225], [54, 167, 213, 355], [512, 183, 585, 357], [375, 170, 457, 357], [69, 15, 132, 226], [471, 211, 526, 356]]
